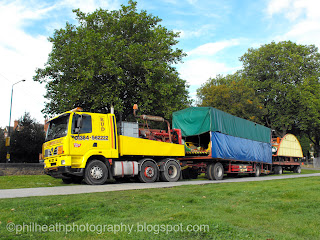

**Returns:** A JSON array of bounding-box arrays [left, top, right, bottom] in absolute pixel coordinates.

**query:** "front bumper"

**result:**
[[44, 166, 84, 178]]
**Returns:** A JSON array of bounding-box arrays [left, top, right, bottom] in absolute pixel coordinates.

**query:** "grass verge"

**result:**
[[0, 175, 75, 189], [0, 176, 320, 239]]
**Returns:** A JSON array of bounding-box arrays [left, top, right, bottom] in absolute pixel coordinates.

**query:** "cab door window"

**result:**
[[72, 114, 92, 134]]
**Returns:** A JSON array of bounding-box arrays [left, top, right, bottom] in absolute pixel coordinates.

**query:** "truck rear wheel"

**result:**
[[138, 160, 158, 183], [293, 165, 301, 173], [160, 160, 181, 182], [84, 160, 109, 185]]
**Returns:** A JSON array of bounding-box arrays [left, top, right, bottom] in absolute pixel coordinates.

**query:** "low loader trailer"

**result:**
[[43, 105, 303, 185]]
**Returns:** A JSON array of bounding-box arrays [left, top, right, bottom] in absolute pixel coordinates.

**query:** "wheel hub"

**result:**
[[144, 166, 155, 178], [90, 166, 103, 179], [168, 166, 177, 177]]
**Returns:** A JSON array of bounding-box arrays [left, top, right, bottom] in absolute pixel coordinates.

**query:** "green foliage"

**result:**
[[34, 0, 189, 120], [297, 134, 312, 158], [238, 40, 320, 155], [239, 41, 320, 137], [196, 73, 266, 124], [10, 113, 45, 163]]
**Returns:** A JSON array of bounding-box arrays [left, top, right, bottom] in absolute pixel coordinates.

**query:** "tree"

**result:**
[[239, 41, 320, 156], [293, 76, 320, 156], [10, 113, 45, 163], [34, 0, 189, 120], [239, 41, 320, 137], [297, 134, 312, 159], [196, 73, 266, 124]]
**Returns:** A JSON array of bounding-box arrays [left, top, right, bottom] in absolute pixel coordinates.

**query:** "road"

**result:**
[[1, 173, 320, 199]]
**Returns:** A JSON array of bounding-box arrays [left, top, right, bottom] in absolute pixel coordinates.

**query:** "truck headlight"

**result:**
[[61, 160, 65, 165]]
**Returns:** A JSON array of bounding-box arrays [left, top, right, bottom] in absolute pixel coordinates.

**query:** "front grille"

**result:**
[[44, 147, 58, 158]]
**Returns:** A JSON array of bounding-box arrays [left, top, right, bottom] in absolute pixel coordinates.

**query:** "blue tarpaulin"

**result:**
[[211, 132, 272, 164]]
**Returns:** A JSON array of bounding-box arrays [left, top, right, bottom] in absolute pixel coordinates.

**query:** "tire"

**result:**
[[206, 163, 213, 180], [160, 160, 181, 182], [293, 165, 301, 174], [138, 160, 158, 183], [84, 160, 109, 185], [210, 162, 224, 180], [274, 165, 283, 175], [253, 164, 261, 177]]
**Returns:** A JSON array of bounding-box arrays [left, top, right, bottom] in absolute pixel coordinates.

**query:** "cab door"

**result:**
[[92, 114, 118, 158], [69, 113, 94, 168]]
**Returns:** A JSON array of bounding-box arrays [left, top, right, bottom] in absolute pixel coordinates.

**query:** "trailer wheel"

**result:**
[[274, 166, 283, 175], [253, 165, 261, 177], [206, 163, 213, 180], [293, 165, 301, 174], [160, 160, 181, 182], [139, 160, 158, 183], [210, 162, 224, 180], [84, 160, 109, 185]]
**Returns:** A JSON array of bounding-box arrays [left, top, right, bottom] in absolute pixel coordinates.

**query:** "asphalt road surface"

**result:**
[[1, 173, 320, 199]]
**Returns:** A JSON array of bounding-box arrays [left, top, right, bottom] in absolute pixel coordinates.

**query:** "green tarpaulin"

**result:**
[[172, 107, 271, 143]]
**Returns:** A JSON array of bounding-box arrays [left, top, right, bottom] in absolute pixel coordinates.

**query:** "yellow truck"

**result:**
[[43, 107, 184, 184]]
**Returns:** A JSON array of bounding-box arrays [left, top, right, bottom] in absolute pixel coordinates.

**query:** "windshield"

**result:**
[[46, 113, 70, 142]]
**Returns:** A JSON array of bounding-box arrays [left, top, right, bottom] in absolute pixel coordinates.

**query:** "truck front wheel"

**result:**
[[138, 160, 158, 183], [84, 160, 109, 185]]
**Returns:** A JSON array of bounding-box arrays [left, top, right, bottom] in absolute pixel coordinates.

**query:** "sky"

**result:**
[[0, 0, 320, 128]]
